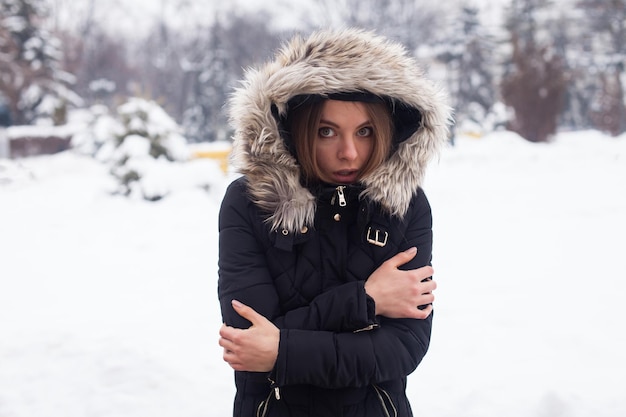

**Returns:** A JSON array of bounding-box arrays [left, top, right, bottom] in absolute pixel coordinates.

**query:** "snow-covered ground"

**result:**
[[1, 130, 625, 417]]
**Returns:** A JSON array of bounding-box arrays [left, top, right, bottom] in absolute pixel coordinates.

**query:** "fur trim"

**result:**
[[229, 28, 451, 232]]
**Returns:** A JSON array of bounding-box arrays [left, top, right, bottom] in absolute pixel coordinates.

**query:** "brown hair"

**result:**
[[288, 98, 393, 184]]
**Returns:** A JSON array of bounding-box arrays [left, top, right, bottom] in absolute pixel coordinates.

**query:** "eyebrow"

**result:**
[[319, 119, 372, 129]]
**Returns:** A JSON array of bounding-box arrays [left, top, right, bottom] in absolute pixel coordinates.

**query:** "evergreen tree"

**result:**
[[181, 18, 232, 143], [576, 0, 626, 136], [434, 5, 497, 133], [181, 12, 280, 142], [0, 0, 80, 125], [549, 9, 594, 130], [312, 0, 442, 52]]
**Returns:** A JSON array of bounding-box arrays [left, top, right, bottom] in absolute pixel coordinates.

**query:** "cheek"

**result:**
[[315, 143, 332, 165], [314, 143, 336, 180], [315, 150, 328, 174], [358, 140, 375, 161]]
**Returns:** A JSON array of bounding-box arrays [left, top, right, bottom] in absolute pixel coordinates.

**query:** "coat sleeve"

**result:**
[[272, 188, 434, 388], [218, 179, 376, 333]]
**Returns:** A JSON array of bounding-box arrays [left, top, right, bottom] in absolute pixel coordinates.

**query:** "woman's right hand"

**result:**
[[364, 247, 436, 319]]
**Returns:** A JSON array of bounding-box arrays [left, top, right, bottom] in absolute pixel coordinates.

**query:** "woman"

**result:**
[[218, 29, 450, 417]]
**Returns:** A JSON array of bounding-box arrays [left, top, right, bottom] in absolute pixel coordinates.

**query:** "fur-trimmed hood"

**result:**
[[228, 28, 451, 233]]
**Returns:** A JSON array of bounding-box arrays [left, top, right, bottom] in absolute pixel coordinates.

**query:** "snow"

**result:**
[[1, 130, 625, 417]]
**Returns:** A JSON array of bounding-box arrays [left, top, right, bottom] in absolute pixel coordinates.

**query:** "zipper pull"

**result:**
[[336, 186, 347, 207], [268, 378, 281, 400], [353, 323, 379, 333]]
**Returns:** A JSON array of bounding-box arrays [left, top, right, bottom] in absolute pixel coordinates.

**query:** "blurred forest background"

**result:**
[[1, 0, 625, 144]]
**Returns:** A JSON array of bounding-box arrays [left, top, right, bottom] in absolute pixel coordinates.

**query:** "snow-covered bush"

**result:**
[[68, 99, 225, 201], [101, 98, 191, 200], [70, 104, 122, 157]]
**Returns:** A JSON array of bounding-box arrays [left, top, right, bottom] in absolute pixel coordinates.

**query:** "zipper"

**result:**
[[373, 384, 398, 417], [268, 378, 281, 400], [332, 185, 347, 207], [257, 378, 280, 417]]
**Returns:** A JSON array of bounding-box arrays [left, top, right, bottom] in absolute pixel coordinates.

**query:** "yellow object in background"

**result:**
[[190, 143, 231, 174]]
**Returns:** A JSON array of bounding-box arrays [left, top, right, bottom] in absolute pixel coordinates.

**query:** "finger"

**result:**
[[219, 324, 236, 340], [222, 347, 233, 363], [230, 362, 246, 372], [231, 299, 266, 326], [386, 247, 418, 268], [418, 292, 435, 305], [221, 348, 246, 371], [218, 336, 235, 351], [412, 304, 433, 319], [223, 351, 243, 370], [419, 278, 437, 293], [414, 266, 434, 281]]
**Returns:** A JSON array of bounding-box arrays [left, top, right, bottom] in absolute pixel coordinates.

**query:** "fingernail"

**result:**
[[232, 299, 243, 308], [405, 247, 417, 254]]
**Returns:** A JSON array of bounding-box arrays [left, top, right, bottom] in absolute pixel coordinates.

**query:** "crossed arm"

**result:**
[[219, 249, 436, 373], [217, 181, 436, 387]]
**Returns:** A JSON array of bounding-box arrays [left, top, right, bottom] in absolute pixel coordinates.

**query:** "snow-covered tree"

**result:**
[[0, 0, 81, 125], [65, 26, 134, 108], [180, 13, 280, 142], [575, 0, 626, 136], [501, 0, 567, 142], [311, 0, 442, 52], [545, 8, 593, 131], [99, 98, 190, 200], [432, 5, 498, 134], [181, 18, 232, 143]]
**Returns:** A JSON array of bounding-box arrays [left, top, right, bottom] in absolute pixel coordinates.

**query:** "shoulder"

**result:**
[[221, 176, 249, 208], [365, 187, 431, 223], [396, 187, 432, 229], [413, 187, 430, 203], [219, 176, 256, 229], [407, 187, 431, 213]]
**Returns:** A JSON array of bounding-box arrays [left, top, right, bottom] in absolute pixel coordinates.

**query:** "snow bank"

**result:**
[[1, 130, 625, 417]]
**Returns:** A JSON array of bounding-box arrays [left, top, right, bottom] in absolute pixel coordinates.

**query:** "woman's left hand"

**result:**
[[219, 299, 280, 372]]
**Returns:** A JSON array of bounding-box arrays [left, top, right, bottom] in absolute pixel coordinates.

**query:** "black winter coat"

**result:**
[[218, 28, 450, 417], [218, 179, 434, 417]]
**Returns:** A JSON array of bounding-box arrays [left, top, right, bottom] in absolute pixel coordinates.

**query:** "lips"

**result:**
[[333, 170, 359, 183]]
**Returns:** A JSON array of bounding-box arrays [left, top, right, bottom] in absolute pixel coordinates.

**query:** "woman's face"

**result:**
[[315, 100, 375, 184]]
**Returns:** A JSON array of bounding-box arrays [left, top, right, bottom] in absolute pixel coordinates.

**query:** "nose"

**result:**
[[338, 136, 358, 161]]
